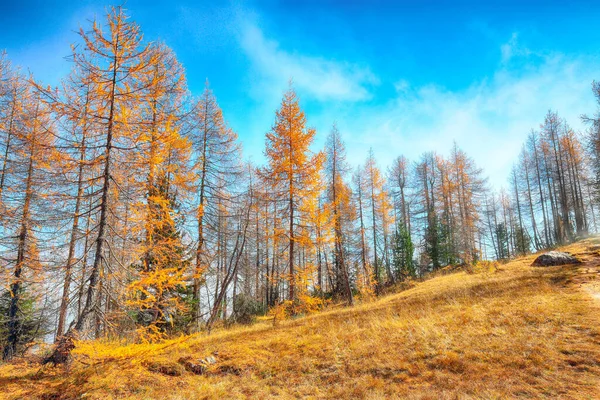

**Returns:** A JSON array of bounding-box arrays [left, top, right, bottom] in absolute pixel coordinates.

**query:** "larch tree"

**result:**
[[324, 124, 353, 304], [584, 80, 600, 208], [2, 86, 55, 360], [449, 144, 485, 264], [206, 163, 255, 330], [189, 81, 240, 327], [561, 128, 588, 236], [527, 130, 552, 247], [58, 6, 156, 341], [352, 166, 372, 291], [125, 42, 193, 341], [364, 148, 387, 290], [389, 155, 412, 234], [517, 146, 542, 250], [541, 111, 571, 243], [0, 58, 27, 206], [40, 68, 100, 340], [262, 86, 324, 302]]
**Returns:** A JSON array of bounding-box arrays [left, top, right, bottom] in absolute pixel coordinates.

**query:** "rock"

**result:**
[[178, 357, 207, 375], [531, 251, 581, 267], [204, 355, 217, 365], [217, 364, 243, 375], [145, 360, 186, 376], [177, 353, 218, 375]]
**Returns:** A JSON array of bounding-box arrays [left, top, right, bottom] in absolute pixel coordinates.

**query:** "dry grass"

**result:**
[[2, 239, 600, 399]]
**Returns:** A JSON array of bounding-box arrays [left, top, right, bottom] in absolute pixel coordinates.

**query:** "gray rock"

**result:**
[[177, 353, 219, 375], [531, 251, 581, 267]]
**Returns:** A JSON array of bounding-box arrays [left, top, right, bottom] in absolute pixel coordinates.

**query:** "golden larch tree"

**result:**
[[263, 86, 324, 301]]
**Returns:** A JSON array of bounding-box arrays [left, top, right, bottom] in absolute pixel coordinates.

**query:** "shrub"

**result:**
[[232, 293, 266, 325]]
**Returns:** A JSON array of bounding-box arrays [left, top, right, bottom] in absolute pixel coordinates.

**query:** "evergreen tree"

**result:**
[[0, 288, 49, 357], [392, 225, 415, 280], [513, 225, 531, 256], [424, 214, 442, 270], [495, 223, 510, 260]]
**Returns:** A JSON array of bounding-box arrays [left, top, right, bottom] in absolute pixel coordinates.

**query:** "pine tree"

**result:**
[[392, 225, 415, 281], [495, 222, 510, 260]]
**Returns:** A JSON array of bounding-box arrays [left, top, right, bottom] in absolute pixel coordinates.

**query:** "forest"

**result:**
[[1, 6, 600, 361]]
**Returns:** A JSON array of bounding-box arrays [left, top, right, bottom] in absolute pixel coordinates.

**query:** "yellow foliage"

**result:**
[[134, 324, 168, 344], [262, 85, 325, 301], [126, 266, 188, 343], [268, 300, 293, 326], [269, 264, 329, 325], [355, 265, 377, 302], [472, 259, 500, 274]]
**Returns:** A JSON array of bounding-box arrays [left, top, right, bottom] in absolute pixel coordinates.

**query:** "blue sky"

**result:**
[[2, 0, 599, 188]]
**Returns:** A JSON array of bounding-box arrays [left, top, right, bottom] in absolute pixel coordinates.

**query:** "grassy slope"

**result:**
[[2, 239, 600, 399]]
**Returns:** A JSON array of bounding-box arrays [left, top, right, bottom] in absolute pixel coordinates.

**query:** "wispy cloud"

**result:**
[[238, 22, 378, 102], [332, 36, 598, 189], [500, 32, 533, 64], [224, 20, 599, 191]]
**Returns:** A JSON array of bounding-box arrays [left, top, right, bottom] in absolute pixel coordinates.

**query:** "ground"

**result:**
[[2, 239, 600, 399]]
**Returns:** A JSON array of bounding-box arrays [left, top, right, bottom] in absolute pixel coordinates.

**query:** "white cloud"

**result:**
[[232, 26, 597, 192], [239, 23, 378, 102], [500, 32, 533, 64], [333, 48, 598, 189], [393, 79, 410, 94]]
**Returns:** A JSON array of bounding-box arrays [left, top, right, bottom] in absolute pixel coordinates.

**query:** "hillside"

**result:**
[[2, 239, 600, 399]]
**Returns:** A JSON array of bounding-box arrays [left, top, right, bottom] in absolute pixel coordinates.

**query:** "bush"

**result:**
[[232, 293, 266, 325], [472, 260, 500, 274]]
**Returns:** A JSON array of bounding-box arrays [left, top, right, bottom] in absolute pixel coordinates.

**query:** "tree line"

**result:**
[[1, 7, 599, 360]]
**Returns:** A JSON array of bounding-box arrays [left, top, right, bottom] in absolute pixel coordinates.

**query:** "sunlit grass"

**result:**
[[2, 239, 600, 399]]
